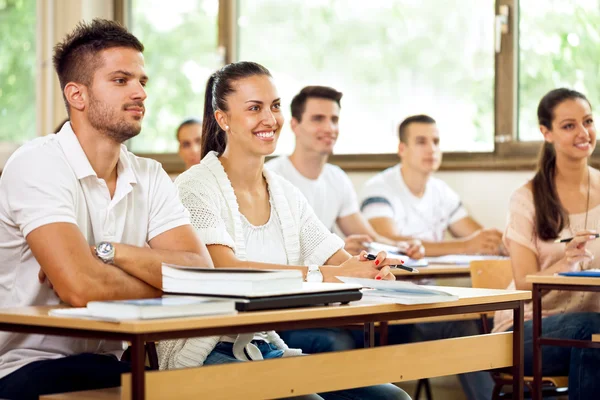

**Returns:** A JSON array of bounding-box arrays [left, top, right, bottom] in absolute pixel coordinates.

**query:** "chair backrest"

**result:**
[[469, 259, 513, 290]]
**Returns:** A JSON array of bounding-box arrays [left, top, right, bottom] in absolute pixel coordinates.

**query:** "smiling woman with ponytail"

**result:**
[[493, 88, 600, 399], [157, 61, 410, 400]]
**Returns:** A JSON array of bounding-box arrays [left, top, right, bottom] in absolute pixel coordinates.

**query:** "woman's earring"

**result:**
[[225, 125, 229, 131]]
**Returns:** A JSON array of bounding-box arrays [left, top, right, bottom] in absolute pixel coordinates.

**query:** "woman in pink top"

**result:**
[[494, 88, 600, 399]]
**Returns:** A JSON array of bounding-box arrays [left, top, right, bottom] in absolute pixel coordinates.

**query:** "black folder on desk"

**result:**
[[165, 282, 363, 311]]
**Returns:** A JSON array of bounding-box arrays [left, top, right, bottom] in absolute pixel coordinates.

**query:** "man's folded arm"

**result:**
[[27, 222, 161, 306]]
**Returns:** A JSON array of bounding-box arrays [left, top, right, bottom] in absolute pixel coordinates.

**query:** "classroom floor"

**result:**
[[397, 376, 569, 400], [398, 376, 466, 400]]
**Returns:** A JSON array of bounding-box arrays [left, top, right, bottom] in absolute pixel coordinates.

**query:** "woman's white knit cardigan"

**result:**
[[157, 151, 344, 370]]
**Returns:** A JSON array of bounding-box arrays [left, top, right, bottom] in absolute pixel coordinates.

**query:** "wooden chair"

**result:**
[[469, 260, 568, 399]]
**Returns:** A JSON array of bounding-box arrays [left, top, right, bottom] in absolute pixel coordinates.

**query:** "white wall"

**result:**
[[347, 170, 535, 230]]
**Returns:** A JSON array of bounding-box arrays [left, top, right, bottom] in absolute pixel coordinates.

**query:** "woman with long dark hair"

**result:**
[[493, 88, 600, 399], [159, 61, 410, 399]]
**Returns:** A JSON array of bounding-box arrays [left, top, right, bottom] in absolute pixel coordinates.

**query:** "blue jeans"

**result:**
[[206, 342, 411, 400], [508, 312, 600, 400], [0, 353, 131, 400], [279, 328, 358, 353]]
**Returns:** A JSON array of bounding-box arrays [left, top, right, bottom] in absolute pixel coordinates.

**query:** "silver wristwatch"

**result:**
[[306, 264, 324, 283], [95, 241, 115, 264]]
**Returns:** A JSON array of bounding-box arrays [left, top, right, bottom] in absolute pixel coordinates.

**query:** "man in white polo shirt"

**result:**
[[360, 114, 504, 256], [0, 20, 212, 399]]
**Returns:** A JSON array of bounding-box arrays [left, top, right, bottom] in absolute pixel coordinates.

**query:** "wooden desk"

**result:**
[[1, 286, 529, 400], [392, 263, 470, 279], [526, 275, 600, 400]]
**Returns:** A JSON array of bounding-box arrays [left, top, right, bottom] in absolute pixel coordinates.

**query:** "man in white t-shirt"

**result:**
[[267, 86, 423, 257], [360, 114, 503, 256], [358, 115, 498, 400], [265, 86, 423, 357], [0, 20, 212, 399]]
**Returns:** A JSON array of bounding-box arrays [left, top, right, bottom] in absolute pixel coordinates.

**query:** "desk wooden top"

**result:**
[[0, 286, 529, 334], [526, 275, 600, 286], [392, 263, 470, 276]]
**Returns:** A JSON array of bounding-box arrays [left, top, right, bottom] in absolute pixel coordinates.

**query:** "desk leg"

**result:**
[[379, 321, 389, 346], [130, 336, 145, 400], [532, 284, 542, 400], [364, 322, 375, 348], [513, 300, 524, 400]]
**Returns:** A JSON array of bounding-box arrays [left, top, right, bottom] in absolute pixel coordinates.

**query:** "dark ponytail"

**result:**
[[200, 61, 272, 159], [533, 88, 591, 240]]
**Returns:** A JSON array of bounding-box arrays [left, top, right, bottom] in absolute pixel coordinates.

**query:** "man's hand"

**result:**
[[38, 269, 53, 289], [462, 228, 503, 255], [343, 234, 372, 256], [398, 240, 425, 259]]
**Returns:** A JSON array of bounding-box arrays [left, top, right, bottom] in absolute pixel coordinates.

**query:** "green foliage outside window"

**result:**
[[238, 0, 495, 154], [0, 0, 36, 143], [128, 0, 220, 153], [519, 0, 600, 141]]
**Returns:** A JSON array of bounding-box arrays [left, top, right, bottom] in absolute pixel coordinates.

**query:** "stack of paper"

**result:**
[[423, 255, 508, 266], [336, 276, 459, 305]]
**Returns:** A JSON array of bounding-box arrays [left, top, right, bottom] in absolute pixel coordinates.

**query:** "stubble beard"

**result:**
[[88, 90, 142, 143]]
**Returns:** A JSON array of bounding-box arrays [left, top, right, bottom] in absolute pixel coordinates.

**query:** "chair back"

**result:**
[[469, 259, 513, 290]]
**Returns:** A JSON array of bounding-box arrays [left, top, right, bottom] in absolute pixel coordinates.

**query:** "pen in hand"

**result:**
[[554, 233, 600, 243], [365, 253, 419, 274]]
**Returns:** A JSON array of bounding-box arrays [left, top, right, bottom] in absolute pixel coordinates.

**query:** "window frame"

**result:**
[[117, 0, 600, 173]]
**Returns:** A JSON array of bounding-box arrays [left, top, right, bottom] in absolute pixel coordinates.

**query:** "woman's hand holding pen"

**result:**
[[562, 230, 597, 270], [331, 251, 396, 281]]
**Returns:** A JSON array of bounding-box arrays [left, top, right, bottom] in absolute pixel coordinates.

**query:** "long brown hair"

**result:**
[[533, 88, 591, 240], [201, 62, 271, 159]]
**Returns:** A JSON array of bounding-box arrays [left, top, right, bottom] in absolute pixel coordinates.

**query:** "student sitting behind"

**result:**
[[0, 19, 212, 400], [359, 114, 504, 256], [267, 86, 423, 258], [158, 61, 410, 400], [266, 85, 424, 355], [493, 88, 600, 399], [176, 117, 202, 170]]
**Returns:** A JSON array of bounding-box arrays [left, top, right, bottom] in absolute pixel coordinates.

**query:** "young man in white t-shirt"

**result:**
[[266, 86, 423, 356], [0, 20, 212, 399], [360, 114, 504, 256], [267, 86, 423, 257]]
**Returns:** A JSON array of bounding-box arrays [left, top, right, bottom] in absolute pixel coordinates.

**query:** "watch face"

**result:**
[[97, 242, 113, 256]]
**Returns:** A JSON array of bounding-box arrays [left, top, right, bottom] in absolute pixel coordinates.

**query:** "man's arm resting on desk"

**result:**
[[367, 216, 502, 256], [28, 223, 212, 306], [28, 223, 160, 306], [112, 224, 213, 289]]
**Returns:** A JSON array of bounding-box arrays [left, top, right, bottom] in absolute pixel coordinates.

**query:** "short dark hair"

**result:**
[[176, 117, 202, 141], [398, 114, 436, 143], [290, 86, 343, 122], [52, 19, 144, 115]]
